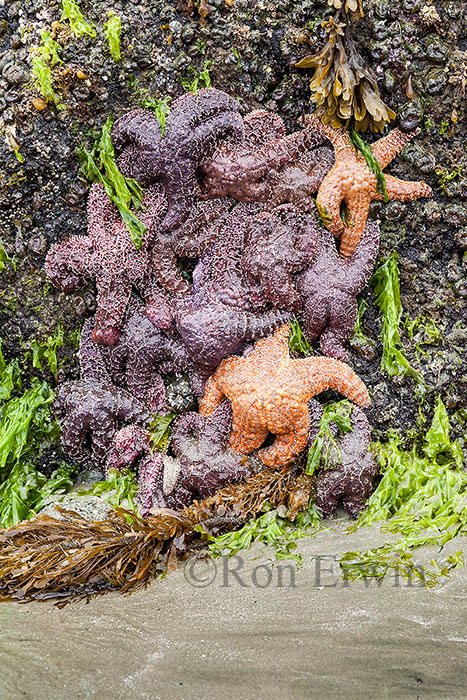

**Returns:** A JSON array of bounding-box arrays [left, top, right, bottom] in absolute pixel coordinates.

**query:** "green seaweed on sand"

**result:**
[[340, 397, 467, 585], [79, 468, 139, 513], [0, 462, 75, 528], [0, 466, 312, 602], [208, 501, 323, 564], [77, 116, 147, 249]]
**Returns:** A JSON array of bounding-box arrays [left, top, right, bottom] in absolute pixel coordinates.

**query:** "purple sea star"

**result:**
[[313, 406, 378, 518], [200, 109, 327, 203], [46, 182, 173, 345], [54, 336, 149, 467], [295, 216, 380, 360], [106, 403, 255, 515], [81, 297, 193, 412], [174, 245, 291, 394], [112, 88, 244, 232], [241, 204, 318, 312]]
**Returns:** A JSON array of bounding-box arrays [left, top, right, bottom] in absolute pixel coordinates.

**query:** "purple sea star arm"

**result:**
[[314, 406, 378, 518], [112, 89, 244, 232]]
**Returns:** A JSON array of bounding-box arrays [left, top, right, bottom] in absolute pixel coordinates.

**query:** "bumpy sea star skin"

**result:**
[[106, 403, 254, 515], [112, 89, 244, 232], [80, 298, 193, 412], [149, 193, 232, 294], [269, 146, 335, 210], [302, 113, 433, 257], [175, 243, 291, 394], [241, 204, 319, 312], [314, 406, 378, 518], [55, 339, 149, 467], [201, 109, 327, 202], [46, 183, 173, 345], [167, 401, 255, 507], [295, 216, 380, 360], [202, 201, 267, 311], [199, 324, 370, 468], [105, 425, 165, 516]]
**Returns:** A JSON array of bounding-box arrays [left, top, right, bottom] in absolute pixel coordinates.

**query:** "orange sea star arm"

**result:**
[[380, 174, 433, 202], [371, 128, 418, 169], [301, 114, 354, 160], [339, 191, 371, 257], [299, 357, 371, 407]]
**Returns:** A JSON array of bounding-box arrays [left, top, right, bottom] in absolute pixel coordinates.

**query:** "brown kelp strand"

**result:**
[[0, 465, 313, 604], [296, 15, 395, 132]]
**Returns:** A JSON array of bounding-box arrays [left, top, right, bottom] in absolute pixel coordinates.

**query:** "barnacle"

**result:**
[[296, 16, 395, 132]]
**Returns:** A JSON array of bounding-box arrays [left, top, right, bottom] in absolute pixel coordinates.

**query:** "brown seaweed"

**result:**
[[296, 15, 395, 132], [0, 466, 313, 604]]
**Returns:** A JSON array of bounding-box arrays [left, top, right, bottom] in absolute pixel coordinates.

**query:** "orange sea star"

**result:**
[[199, 324, 370, 468], [302, 113, 433, 257]]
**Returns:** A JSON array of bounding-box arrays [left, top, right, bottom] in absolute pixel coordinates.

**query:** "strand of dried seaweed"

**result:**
[[0, 466, 313, 604]]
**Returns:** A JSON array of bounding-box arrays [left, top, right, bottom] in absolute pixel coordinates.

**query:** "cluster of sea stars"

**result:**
[[46, 88, 432, 517]]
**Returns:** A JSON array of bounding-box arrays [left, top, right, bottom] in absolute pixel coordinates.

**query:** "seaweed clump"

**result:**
[[296, 14, 395, 132], [0, 466, 313, 603]]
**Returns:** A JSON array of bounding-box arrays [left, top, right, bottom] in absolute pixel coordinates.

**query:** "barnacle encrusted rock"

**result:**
[[112, 88, 244, 232], [302, 113, 433, 257], [314, 406, 378, 518], [295, 217, 380, 360], [199, 324, 370, 468]]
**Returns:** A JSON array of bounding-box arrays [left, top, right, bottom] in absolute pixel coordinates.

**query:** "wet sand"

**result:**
[[1, 518, 466, 700]]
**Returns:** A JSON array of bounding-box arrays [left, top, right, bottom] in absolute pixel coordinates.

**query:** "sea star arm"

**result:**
[[159, 160, 197, 233], [201, 401, 233, 448], [319, 290, 359, 361], [371, 128, 418, 169], [257, 403, 311, 467], [380, 174, 433, 202], [247, 322, 291, 363], [343, 219, 380, 291], [228, 406, 269, 455], [58, 407, 94, 460], [301, 114, 354, 159], [125, 358, 167, 412], [170, 412, 205, 458], [199, 376, 228, 416], [92, 275, 132, 345], [300, 357, 370, 407], [150, 242, 190, 294], [78, 320, 113, 384], [315, 172, 346, 238], [339, 190, 371, 257], [143, 276, 176, 331], [259, 263, 302, 312]]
